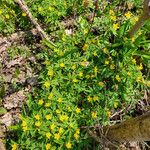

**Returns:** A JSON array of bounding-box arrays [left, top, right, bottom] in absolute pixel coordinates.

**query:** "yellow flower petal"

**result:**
[[66, 142, 72, 149]]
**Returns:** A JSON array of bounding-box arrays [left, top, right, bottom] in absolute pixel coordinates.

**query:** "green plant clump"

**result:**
[[3, 0, 150, 150]]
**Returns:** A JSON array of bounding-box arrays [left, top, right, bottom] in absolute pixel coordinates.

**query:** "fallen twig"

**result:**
[[16, 0, 56, 48]]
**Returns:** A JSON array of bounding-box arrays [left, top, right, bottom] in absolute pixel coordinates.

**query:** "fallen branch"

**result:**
[[16, 0, 56, 48], [128, 0, 150, 37], [91, 111, 150, 143]]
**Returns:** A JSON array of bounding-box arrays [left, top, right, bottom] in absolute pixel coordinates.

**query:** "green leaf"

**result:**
[[42, 39, 56, 50], [118, 22, 129, 37], [0, 107, 7, 115], [8, 125, 19, 130], [134, 51, 150, 59]]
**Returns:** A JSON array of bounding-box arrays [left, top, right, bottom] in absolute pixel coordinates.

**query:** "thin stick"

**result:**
[[16, 0, 56, 47]]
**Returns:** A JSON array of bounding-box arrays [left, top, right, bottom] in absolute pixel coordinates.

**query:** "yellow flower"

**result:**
[[64, 115, 69, 121], [80, 60, 89, 67], [76, 107, 81, 113], [45, 114, 52, 120], [45, 102, 51, 107], [145, 81, 150, 87], [127, 72, 131, 76], [67, 106, 72, 112], [103, 48, 108, 54], [0, 10, 2, 14], [60, 62, 65, 68], [114, 102, 119, 108], [109, 10, 115, 15], [82, 44, 88, 51], [57, 98, 62, 103], [22, 126, 28, 132], [46, 143, 51, 150], [94, 66, 98, 73], [134, 16, 139, 22], [84, 29, 88, 34], [73, 78, 79, 83], [58, 127, 64, 134], [110, 64, 115, 70], [98, 82, 104, 87], [74, 133, 79, 140], [48, 69, 54, 76], [34, 114, 40, 120], [78, 72, 83, 77], [87, 96, 92, 102], [12, 143, 17, 150], [5, 14, 10, 19], [115, 75, 121, 82], [21, 121, 27, 127], [107, 110, 111, 117], [136, 76, 142, 82], [59, 115, 69, 122], [93, 51, 97, 56], [113, 23, 119, 31], [110, 15, 116, 21], [38, 7, 43, 12], [131, 37, 135, 42], [11, 10, 15, 15], [35, 121, 41, 127], [66, 141, 72, 149], [56, 109, 61, 114], [75, 129, 80, 134], [54, 133, 60, 140], [136, 63, 143, 70], [91, 112, 97, 119], [105, 60, 109, 65], [46, 132, 51, 139], [71, 65, 76, 70], [93, 96, 98, 102], [38, 99, 44, 105], [132, 58, 136, 64], [132, 16, 139, 23], [44, 60, 51, 65], [142, 78, 145, 84], [44, 81, 50, 88], [22, 12, 27, 16], [48, 92, 54, 100], [21, 120, 28, 131], [48, 6, 54, 11], [138, 30, 142, 35], [125, 11, 132, 19], [50, 123, 56, 130]]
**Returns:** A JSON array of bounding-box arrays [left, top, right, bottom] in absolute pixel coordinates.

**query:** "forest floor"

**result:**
[[0, 30, 41, 150], [0, 30, 150, 150], [0, 1, 150, 149]]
